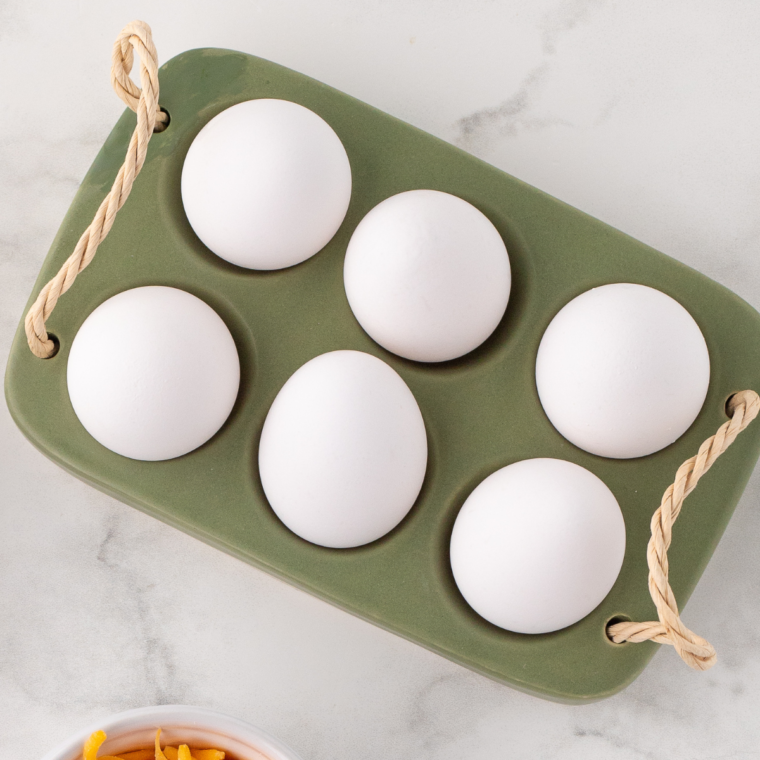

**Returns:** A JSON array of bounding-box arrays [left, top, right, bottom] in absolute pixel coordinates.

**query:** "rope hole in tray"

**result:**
[[21, 20, 760, 673], [604, 615, 631, 646], [42, 333, 60, 359], [725, 392, 741, 418], [155, 107, 171, 132]]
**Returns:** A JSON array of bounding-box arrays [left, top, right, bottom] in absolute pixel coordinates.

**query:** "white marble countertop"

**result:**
[[3, 1, 760, 757]]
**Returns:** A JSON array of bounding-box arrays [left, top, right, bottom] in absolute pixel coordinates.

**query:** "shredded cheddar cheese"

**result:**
[[84, 731, 108, 760], [83, 728, 226, 760]]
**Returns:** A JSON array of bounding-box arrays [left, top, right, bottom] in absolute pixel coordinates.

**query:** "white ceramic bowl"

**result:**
[[40, 705, 303, 760]]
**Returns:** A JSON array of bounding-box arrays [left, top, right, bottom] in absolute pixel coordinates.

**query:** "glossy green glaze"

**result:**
[[6, 48, 760, 702]]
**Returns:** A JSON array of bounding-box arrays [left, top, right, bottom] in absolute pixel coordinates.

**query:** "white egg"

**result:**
[[450, 458, 626, 634], [181, 99, 352, 270], [67, 286, 240, 461], [343, 189, 511, 362], [536, 283, 710, 459], [259, 350, 428, 548]]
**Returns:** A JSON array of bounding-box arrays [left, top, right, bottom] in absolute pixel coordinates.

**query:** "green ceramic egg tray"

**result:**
[[6, 48, 760, 703]]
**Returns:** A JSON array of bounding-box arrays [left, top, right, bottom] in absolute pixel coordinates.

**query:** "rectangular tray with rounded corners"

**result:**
[[6, 48, 760, 703]]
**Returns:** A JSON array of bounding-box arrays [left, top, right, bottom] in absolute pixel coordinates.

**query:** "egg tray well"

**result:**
[[6, 48, 760, 703]]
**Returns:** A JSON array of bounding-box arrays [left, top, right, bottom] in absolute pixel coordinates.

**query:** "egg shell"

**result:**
[[344, 189, 511, 362], [450, 458, 626, 634], [258, 350, 428, 548], [67, 286, 240, 461], [536, 283, 710, 459], [181, 99, 352, 270]]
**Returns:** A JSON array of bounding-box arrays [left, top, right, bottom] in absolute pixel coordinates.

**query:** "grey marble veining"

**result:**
[[3, 1, 760, 758]]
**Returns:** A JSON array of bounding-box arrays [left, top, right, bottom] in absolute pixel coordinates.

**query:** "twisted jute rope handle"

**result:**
[[24, 20, 167, 359], [608, 389, 760, 669]]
